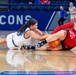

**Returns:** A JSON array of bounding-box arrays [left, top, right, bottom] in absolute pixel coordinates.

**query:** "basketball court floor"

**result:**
[[0, 31, 76, 72]]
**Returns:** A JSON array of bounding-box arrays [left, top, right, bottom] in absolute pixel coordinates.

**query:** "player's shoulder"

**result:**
[[28, 30, 34, 34]]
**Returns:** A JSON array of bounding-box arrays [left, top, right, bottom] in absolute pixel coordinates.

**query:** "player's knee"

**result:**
[[60, 30, 67, 36], [58, 30, 67, 40]]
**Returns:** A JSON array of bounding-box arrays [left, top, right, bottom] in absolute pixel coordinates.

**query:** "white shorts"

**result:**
[[70, 14, 74, 19], [6, 33, 18, 50]]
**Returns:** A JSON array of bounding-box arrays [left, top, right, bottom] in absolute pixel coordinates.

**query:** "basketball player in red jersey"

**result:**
[[47, 22, 76, 50]]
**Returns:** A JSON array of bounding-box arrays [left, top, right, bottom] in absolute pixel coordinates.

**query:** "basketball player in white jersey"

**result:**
[[69, 2, 75, 22], [6, 18, 49, 50]]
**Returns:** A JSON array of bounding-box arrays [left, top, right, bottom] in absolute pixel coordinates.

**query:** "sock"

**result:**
[[22, 45, 35, 50], [35, 39, 47, 48], [22, 39, 47, 50]]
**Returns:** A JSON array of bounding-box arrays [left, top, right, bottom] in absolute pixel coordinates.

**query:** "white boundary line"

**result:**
[[45, 11, 56, 31]]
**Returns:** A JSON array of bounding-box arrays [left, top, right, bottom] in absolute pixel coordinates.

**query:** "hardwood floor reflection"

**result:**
[[0, 50, 76, 72]]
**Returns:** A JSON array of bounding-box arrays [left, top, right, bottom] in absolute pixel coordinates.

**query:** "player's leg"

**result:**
[[70, 15, 74, 22], [46, 30, 67, 43], [0, 38, 6, 44], [59, 18, 64, 25]]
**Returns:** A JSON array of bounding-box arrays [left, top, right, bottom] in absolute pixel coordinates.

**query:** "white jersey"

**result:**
[[69, 6, 75, 19], [69, 6, 75, 15], [6, 28, 31, 50]]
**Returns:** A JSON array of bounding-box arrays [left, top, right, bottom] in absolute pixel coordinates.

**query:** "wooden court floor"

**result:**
[[0, 46, 76, 72], [0, 31, 76, 72]]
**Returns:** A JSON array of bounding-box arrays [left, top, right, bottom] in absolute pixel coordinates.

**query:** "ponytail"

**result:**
[[17, 18, 38, 35], [17, 23, 28, 35]]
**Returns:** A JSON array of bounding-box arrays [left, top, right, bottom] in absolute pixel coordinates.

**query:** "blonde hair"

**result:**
[[69, 2, 73, 6]]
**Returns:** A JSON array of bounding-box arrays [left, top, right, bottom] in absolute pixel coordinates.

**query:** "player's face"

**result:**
[[69, 3, 73, 7], [30, 23, 38, 30], [74, 22, 76, 31], [60, 6, 63, 10], [33, 23, 38, 29]]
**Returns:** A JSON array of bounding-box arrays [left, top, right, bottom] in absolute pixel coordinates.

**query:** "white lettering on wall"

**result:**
[[17, 15, 23, 25], [0, 15, 6, 25], [8, 15, 14, 25], [25, 15, 31, 23], [0, 15, 32, 25]]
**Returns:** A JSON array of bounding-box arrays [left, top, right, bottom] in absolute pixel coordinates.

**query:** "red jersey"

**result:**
[[51, 22, 76, 48]]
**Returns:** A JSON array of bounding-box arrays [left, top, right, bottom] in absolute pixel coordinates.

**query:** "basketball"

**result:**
[[48, 40, 60, 48]]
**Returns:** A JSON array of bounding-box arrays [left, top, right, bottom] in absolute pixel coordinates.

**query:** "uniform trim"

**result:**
[[12, 36, 18, 47], [23, 28, 30, 39]]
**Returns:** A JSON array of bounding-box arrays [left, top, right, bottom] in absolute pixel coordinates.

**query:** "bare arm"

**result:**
[[28, 31, 50, 40], [34, 29, 45, 36], [51, 22, 74, 34]]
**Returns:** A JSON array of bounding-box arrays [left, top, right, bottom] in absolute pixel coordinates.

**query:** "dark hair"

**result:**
[[17, 18, 38, 35]]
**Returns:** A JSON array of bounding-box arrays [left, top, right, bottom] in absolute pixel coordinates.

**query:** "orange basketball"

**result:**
[[48, 40, 60, 48]]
